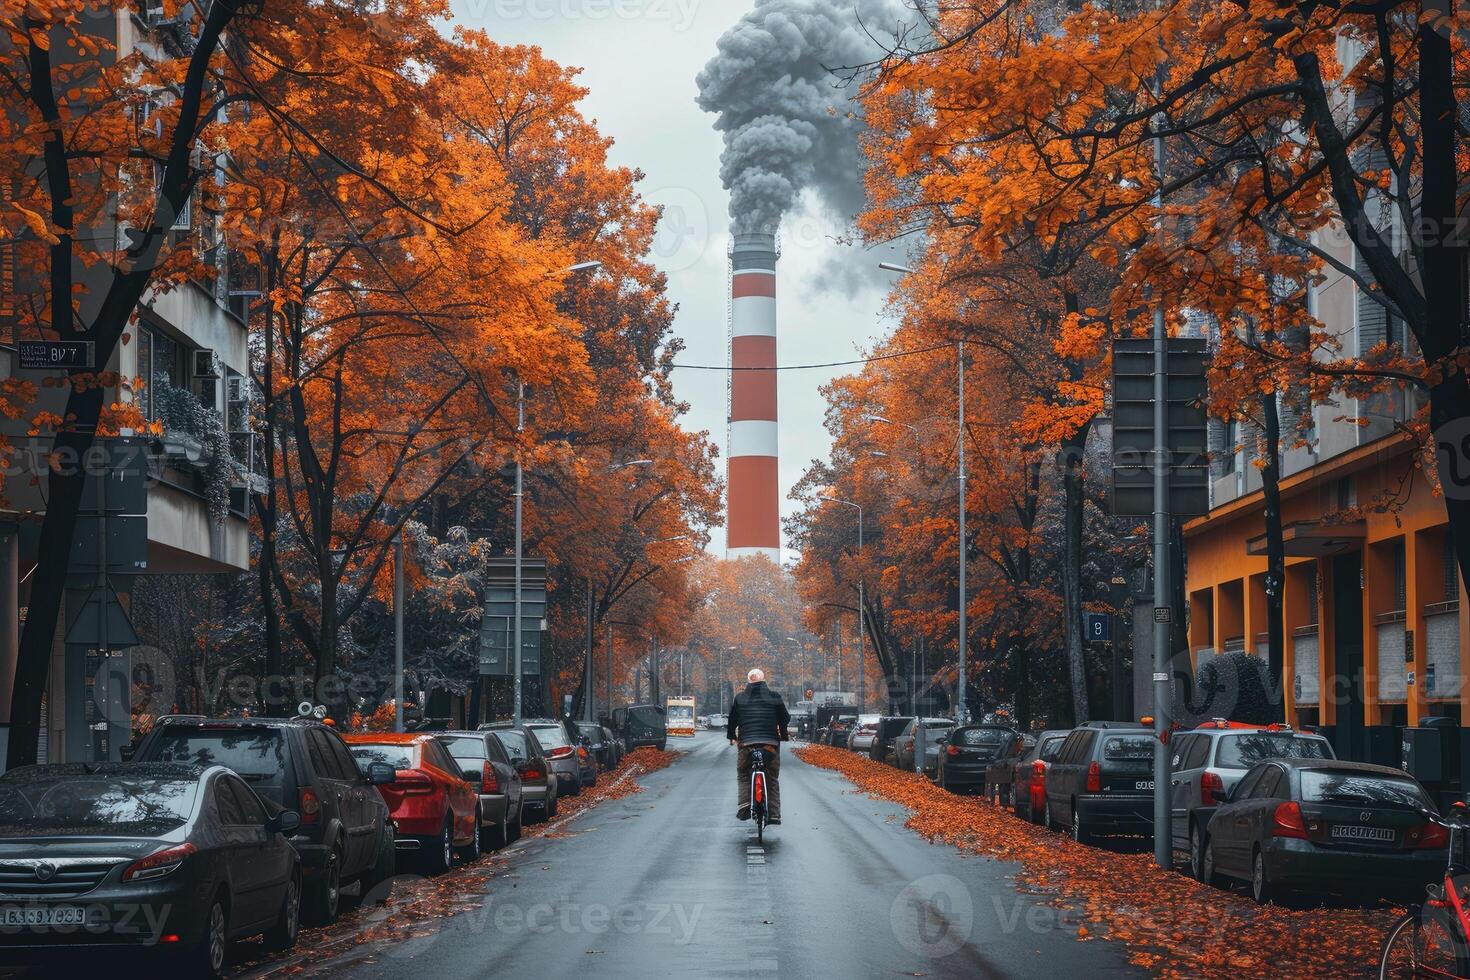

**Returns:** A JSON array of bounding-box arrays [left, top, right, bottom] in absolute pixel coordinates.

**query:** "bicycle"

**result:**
[[1380, 802, 1470, 978], [749, 746, 770, 845]]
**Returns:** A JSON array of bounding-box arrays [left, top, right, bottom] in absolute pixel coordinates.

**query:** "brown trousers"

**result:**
[[736, 744, 781, 820]]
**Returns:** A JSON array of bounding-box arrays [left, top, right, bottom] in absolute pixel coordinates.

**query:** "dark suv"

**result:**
[[1043, 721, 1157, 845], [132, 716, 396, 924], [934, 724, 1019, 795]]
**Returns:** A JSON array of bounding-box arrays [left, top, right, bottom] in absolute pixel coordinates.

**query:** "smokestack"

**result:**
[[726, 232, 780, 562]]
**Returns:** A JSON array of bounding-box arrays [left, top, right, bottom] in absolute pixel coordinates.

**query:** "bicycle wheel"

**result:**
[[1380, 905, 1470, 979]]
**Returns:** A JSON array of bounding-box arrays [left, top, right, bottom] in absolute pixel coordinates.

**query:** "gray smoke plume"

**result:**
[[696, 1, 904, 236]]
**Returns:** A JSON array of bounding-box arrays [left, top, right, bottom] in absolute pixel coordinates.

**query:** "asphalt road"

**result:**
[[301, 732, 1144, 979]]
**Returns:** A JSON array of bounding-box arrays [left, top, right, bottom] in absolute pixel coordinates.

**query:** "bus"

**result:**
[[666, 696, 696, 737]]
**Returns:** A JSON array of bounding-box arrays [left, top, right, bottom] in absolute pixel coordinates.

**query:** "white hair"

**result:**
[[747, 668, 765, 683]]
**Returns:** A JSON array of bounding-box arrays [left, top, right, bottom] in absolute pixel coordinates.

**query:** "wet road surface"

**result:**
[[298, 731, 1144, 979]]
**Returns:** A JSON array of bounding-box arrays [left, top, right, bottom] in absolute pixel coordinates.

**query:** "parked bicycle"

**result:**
[[1380, 802, 1470, 978]]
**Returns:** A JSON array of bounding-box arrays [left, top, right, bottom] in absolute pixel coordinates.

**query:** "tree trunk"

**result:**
[[1060, 433, 1089, 725], [1260, 396, 1287, 722]]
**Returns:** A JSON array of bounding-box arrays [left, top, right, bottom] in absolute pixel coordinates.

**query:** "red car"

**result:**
[[345, 733, 480, 874]]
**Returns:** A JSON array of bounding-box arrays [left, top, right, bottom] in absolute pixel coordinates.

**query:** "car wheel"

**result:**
[[423, 816, 453, 875], [547, 791, 558, 819], [1189, 824, 1210, 884], [306, 842, 343, 925], [189, 894, 229, 978], [360, 827, 396, 904], [1012, 791, 1027, 820], [264, 870, 301, 951], [508, 804, 522, 843], [1202, 838, 1225, 889], [1251, 848, 1275, 904], [460, 808, 483, 862], [565, 777, 581, 798], [1044, 798, 1056, 831]]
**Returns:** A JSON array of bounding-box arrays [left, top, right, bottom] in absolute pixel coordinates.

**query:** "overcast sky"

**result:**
[[450, 1, 909, 562]]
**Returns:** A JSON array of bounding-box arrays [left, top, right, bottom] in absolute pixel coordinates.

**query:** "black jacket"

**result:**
[[727, 682, 790, 746]]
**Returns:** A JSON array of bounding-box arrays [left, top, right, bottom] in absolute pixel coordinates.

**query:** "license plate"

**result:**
[[1135, 781, 1155, 790], [0, 906, 87, 927], [1331, 824, 1395, 843]]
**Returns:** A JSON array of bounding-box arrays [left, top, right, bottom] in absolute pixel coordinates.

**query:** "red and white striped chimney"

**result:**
[[726, 232, 780, 562]]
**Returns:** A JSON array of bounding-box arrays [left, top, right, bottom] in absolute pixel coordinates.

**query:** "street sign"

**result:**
[[1110, 337, 1210, 517], [1153, 606, 1173, 624], [69, 516, 148, 575], [79, 439, 149, 516], [1084, 613, 1112, 643], [479, 558, 546, 676], [18, 340, 94, 370], [64, 584, 140, 648]]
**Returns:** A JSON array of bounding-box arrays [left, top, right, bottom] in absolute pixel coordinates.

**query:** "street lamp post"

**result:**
[[514, 260, 602, 728], [820, 494, 863, 707], [393, 529, 404, 733], [878, 261, 967, 723]]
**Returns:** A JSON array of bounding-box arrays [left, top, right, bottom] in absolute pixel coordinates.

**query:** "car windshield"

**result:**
[[1215, 733, 1333, 770], [1299, 770, 1431, 809], [145, 728, 286, 786], [1101, 736, 1155, 761], [628, 707, 664, 729], [0, 774, 199, 836], [961, 728, 1006, 746], [668, 706, 694, 723], [440, 736, 487, 762], [529, 725, 570, 749], [349, 745, 416, 770]]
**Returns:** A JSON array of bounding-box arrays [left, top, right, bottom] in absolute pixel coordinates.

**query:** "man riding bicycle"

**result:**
[[726, 668, 790, 824]]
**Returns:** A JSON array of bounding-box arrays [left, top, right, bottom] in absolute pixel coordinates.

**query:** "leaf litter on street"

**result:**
[[797, 744, 1397, 979], [228, 747, 679, 978]]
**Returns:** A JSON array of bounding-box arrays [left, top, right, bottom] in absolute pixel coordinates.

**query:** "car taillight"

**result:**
[[123, 842, 197, 882], [578, 746, 588, 760], [481, 762, 499, 795], [1033, 760, 1046, 777], [549, 746, 573, 760], [1086, 761, 1101, 793], [521, 767, 543, 780], [946, 744, 959, 756], [1415, 821, 1451, 850], [299, 787, 321, 825], [395, 770, 434, 795], [1201, 771, 1224, 807], [1271, 801, 1308, 839]]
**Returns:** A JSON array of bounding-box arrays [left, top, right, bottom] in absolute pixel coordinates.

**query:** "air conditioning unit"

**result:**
[[192, 349, 219, 379]]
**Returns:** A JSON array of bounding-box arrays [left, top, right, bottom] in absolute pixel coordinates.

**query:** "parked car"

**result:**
[[570, 718, 616, 771], [847, 714, 882, 753], [344, 733, 480, 874], [1167, 720, 1335, 880], [708, 712, 729, 731], [930, 723, 1018, 795], [613, 704, 667, 752], [1201, 759, 1446, 904], [437, 731, 525, 850], [489, 726, 557, 823], [871, 716, 914, 766], [822, 711, 859, 747], [0, 763, 301, 977], [1010, 730, 1072, 823], [132, 716, 395, 924], [983, 732, 1035, 803], [601, 725, 625, 767], [892, 718, 956, 772], [1043, 721, 1156, 844], [482, 720, 587, 797]]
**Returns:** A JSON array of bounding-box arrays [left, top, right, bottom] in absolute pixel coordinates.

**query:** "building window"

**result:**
[[1447, 541, 1461, 604], [1222, 419, 1237, 475], [1334, 477, 1355, 511], [137, 324, 185, 421]]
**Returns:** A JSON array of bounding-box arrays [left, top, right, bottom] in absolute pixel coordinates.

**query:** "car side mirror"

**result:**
[[367, 761, 397, 786], [271, 810, 301, 835], [936, 735, 947, 744]]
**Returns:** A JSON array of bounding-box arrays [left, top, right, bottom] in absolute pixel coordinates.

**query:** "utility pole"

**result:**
[[651, 636, 660, 704], [583, 576, 595, 723], [957, 341, 968, 725], [605, 618, 613, 719], [1150, 124, 1173, 870], [394, 531, 404, 733], [513, 379, 525, 728]]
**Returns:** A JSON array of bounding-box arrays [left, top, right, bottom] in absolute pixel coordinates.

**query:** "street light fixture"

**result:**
[[879, 260, 968, 725]]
